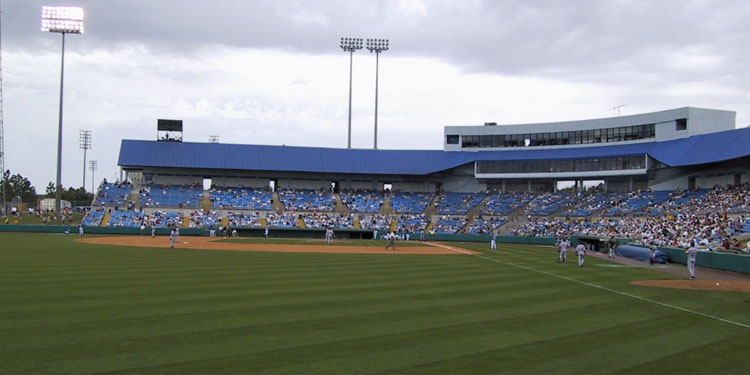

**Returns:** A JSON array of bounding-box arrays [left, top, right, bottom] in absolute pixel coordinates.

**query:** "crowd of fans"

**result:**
[[358, 214, 392, 230], [83, 183, 750, 248], [302, 213, 354, 229], [340, 189, 384, 213], [278, 188, 335, 211]]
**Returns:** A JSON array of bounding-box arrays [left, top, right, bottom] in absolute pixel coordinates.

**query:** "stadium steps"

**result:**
[[465, 196, 490, 219], [261, 218, 268, 227], [380, 195, 392, 215], [424, 220, 435, 234], [272, 192, 284, 213], [222, 216, 229, 228], [200, 191, 212, 211], [354, 219, 361, 229], [424, 195, 438, 217], [100, 212, 112, 226], [389, 216, 398, 233], [298, 217, 306, 228], [182, 215, 190, 229], [333, 194, 349, 216]]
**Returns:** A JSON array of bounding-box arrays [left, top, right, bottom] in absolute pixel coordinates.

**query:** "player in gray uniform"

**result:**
[[558, 238, 570, 263], [490, 232, 497, 251], [169, 229, 176, 248], [576, 243, 586, 267], [608, 236, 617, 258], [685, 241, 698, 280]]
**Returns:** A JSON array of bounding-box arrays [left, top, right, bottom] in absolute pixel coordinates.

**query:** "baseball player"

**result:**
[[169, 229, 176, 248], [649, 242, 656, 266], [685, 241, 698, 280], [385, 232, 396, 251], [576, 243, 586, 267], [325, 228, 334, 245], [608, 236, 617, 258], [558, 238, 570, 263], [490, 231, 497, 251], [151, 226, 156, 238]]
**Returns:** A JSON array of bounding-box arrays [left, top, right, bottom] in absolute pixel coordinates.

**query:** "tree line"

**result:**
[[2, 170, 94, 205]]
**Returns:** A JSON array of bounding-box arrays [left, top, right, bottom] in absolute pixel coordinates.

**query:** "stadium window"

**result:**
[[446, 135, 459, 144], [676, 118, 687, 131], [383, 183, 392, 192]]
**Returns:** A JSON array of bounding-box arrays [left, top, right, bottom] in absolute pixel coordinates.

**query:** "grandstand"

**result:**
[[68, 106, 750, 245]]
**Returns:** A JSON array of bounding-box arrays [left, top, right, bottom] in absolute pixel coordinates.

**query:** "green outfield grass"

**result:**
[[1, 233, 748, 374]]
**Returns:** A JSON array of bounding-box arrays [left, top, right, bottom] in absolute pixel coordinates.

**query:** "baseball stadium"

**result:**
[[2, 106, 750, 374]]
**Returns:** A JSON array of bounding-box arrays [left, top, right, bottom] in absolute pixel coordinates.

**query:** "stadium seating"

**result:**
[[278, 189, 335, 212], [340, 190, 384, 213], [434, 192, 486, 215], [188, 209, 222, 228], [434, 218, 467, 234], [396, 214, 430, 232], [147, 210, 184, 228], [482, 192, 534, 216], [301, 213, 354, 229], [466, 217, 506, 235], [266, 212, 298, 228], [82, 209, 105, 226], [391, 192, 434, 214], [227, 211, 262, 227], [107, 210, 145, 227], [140, 184, 203, 208], [358, 214, 392, 230], [211, 187, 272, 210], [94, 182, 133, 207]]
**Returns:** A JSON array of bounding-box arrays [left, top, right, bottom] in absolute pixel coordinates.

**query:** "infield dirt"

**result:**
[[76, 236, 480, 255]]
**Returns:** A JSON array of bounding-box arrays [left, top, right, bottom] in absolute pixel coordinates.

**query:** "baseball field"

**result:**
[[1, 232, 748, 374]]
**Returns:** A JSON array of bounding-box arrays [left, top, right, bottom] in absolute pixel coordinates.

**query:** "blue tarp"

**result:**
[[616, 245, 668, 264]]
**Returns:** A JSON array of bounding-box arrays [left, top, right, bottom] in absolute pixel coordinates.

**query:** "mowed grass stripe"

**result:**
[[2, 299, 666, 374], [1, 233, 748, 374], [1, 278, 613, 347]]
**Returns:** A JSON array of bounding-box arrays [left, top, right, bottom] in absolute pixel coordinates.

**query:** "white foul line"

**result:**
[[425, 242, 749, 329]]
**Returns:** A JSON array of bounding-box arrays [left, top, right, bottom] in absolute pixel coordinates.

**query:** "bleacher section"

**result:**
[[107, 210, 145, 227], [340, 190, 384, 213], [391, 192, 434, 214], [482, 192, 534, 216], [434, 218, 467, 234], [434, 192, 486, 215], [140, 184, 203, 208], [302, 214, 354, 229], [466, 217, 506, 235], [94, 182, 134, 207], [211, 187, 272, 210], [396, 215, 430, 232], [278, 189, 335, 212], [82, 209, 106, 226], [188, 209, 222, 228], [266, 212, 298, 228], [358, 215, 392, 230], [524, 192, 574, 216], [227, 211, 263, 227]]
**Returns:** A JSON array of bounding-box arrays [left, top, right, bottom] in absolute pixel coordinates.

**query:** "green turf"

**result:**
[[1, 233, 748, 374]]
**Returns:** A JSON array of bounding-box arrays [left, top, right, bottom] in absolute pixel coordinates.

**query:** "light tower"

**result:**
[[365, 38, 389, 149], [89, 160, 97, 194], [41, 5, 84, 218], [79, 129, 91, 191], [340, 37, 363, 149]]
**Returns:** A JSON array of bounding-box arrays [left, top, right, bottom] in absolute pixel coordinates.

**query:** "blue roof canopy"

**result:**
[[118, 128, 750, 175]]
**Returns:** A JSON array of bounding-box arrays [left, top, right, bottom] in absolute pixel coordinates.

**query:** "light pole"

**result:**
[[366, 38, 389, 150], [340, 37, 362, 149], [89, 160, 97, 194], [41, 6, 84, 218], [79, 129, 91, 191]]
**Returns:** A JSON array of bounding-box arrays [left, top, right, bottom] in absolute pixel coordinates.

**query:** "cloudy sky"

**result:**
[[2, 0, 750, 192]]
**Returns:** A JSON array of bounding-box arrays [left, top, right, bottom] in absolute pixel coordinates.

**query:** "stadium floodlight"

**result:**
[[41, 6, 85, 34], [366, 38, 389, 150], [340, 37, 363, 149], [41, 6, 84, 219], [89, 160, 97, 194], [79, 130, 91, 191]]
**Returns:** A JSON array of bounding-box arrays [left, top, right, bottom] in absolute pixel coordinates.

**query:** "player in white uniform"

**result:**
[[169, 229, 176, 248], [576, 243, 586, 267], [325, 228, 334, 245], [558, 238, 569, 263], [685, 241, 698, 280], [490, 232, 497, 251]]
